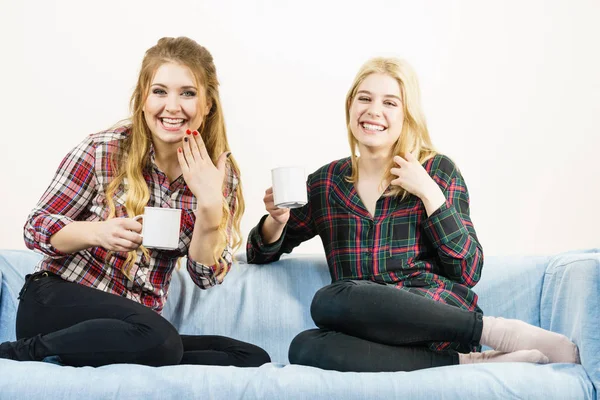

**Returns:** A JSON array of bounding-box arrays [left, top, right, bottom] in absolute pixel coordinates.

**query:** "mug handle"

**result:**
[[133, 215, 144, 239]]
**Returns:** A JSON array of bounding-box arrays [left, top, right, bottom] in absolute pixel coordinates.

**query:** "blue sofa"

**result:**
[[1, 248, 598, 399]]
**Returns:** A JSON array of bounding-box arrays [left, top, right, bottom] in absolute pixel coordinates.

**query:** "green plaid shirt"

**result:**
[[247, 154, 483, 352]]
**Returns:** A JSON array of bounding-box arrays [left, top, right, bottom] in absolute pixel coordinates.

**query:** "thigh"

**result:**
[[311, 279, 480, 347], [288, 328, 458, 372], [16, 273, 165, 339]]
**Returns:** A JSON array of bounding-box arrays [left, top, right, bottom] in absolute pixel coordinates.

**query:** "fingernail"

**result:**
[[186, 129, 191, 134], [193, 131, 198, 136], [178, 147, 182, 153], [184, 137, 188, 142]]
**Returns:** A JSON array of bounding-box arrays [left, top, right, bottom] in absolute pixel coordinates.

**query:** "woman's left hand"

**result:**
[[178, 130, 229, 222], [390, 152, 446, 215]]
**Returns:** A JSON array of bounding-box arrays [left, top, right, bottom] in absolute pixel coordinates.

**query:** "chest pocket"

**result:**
[[384, 211, 421, 271]]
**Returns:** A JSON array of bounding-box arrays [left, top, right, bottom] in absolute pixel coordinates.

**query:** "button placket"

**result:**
[[362, 220, 374, 275]]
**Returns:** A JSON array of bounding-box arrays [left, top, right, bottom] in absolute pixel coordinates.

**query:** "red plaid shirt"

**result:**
[[247, 155, 483, 352], [24, 126, 238, 313]]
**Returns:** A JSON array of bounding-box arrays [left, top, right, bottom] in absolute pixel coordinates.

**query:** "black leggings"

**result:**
[[288, 279, 483, 372], [14, 271, 270, 367]]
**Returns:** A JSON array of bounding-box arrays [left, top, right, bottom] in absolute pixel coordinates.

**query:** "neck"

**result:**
[[357, 146, 392, 181], [153, 141, 181, 182]]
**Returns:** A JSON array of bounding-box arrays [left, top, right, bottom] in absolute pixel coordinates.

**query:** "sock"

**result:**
[[459, 349, 549, 364], [480, 316, 580, 364]]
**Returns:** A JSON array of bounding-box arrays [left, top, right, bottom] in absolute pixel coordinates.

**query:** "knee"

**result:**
[[243, 344, 271, 367], [143, 325, 183, 366], [288, 329, 323, 366], [310, 281, 350, 326]]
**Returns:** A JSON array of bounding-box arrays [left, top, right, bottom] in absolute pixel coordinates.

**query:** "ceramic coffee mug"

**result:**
[[133, 207, 182, 250], [271, 166, 308, 209]]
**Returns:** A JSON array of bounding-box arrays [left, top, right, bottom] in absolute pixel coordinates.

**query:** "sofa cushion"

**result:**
[[0, 358, 593, 399]]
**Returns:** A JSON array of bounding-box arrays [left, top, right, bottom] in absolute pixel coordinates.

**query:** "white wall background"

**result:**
[[1, 0, 598, 256]]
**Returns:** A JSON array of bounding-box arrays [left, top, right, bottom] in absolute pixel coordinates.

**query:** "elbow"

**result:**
[[459, 249, 484, 287]]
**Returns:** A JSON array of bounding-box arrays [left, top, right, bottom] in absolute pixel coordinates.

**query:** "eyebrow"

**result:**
[[151, 83, 198, 90], [357, 90, 402, 102]]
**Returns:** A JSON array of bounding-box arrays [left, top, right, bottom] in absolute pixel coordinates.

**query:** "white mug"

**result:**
[[133, 207, 182, 250], [271, 166, 308, 209]]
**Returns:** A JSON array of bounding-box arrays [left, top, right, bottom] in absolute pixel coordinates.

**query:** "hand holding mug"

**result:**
[[263, 187, 290, 225], [95, 218, 143, 253]]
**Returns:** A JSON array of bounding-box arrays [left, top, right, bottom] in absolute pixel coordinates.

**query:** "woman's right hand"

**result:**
[[261, 187, 290, 244], [94, 218, 143, 252], [264, 187, 290, 225]]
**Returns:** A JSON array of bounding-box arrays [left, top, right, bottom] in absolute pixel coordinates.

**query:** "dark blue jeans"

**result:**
[[288, 279, 483, 372], [12, 271, 270, 367]]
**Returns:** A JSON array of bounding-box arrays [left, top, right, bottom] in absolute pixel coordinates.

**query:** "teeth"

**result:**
[[362, 122, 385, 131], [161, 118, 184, 124]]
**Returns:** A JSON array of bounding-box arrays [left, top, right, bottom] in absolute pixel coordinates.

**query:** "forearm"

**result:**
[[422, 202, 483, 286], [261, 215, 287, 244], [50, 221, 99, 254], [188, 209, 226, 266], [420, 185, 447, 217]]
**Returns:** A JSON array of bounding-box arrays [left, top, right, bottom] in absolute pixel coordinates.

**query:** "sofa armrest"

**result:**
[[541, 250, 600, 392], [0, 250, 42, 342]]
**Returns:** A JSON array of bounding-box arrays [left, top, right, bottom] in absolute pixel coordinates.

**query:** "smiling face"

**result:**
[[143, 62, 210, 146], [349, 73, 404, 153]]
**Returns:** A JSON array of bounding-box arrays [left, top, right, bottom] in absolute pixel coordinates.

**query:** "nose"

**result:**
[[164, 94, 180, 114], [367, 106, 381, 118]]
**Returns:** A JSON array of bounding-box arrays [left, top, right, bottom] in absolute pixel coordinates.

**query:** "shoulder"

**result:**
[[69, 126, 129, 156], [423, 153, 462, 181], [307, 157, 351, 183], [88, 126, 130, 151]]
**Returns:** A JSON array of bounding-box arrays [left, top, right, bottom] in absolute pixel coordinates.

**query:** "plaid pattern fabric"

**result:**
[[24, 126, 238, 313], [247, 155, 483, 352]]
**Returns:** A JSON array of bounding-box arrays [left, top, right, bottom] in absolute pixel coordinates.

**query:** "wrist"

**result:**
[[420, 185, 446, 217], [420, 182, 444, 203], [262, 215, 286, 244], [194, 203, 224, 229], [85, 221, 102, 248], [265, 214, 286, 229]]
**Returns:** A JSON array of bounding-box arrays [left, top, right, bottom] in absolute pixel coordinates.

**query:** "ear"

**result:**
[[204, 99, 212, 117]]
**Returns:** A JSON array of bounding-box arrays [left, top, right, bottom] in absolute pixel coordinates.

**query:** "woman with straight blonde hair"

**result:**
[[0, 37, 270, 367], [247, 57, 579, 371]]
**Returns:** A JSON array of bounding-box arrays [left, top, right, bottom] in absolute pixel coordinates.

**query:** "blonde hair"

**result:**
[[345, 57, 437, 198], [105, 37, 244, 278]]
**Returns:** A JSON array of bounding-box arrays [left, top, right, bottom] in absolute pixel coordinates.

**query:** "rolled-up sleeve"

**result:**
[[23, 137, 97, 258], [186, 166, 239, 288], [422, 159, 483, 287]]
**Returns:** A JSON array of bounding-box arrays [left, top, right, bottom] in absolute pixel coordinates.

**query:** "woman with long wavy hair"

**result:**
[[247, 57, 579, 371], [0, 37, 270, 367]]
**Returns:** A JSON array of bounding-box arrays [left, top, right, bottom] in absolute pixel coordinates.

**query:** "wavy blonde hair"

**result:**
[[345, 57, 437, 199], [105, 37, 244, 278]]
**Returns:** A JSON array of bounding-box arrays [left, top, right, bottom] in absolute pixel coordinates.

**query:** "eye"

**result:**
[[182, 90, 197, 97], [152, 88, 166, 95], [357, 96, 371, 102], [384, 100, 397, 107]]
